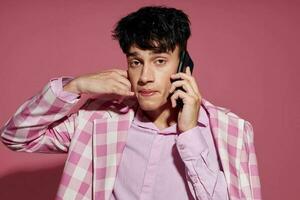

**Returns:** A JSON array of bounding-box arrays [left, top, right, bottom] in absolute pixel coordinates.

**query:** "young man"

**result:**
[[1, 6, 261, 200]]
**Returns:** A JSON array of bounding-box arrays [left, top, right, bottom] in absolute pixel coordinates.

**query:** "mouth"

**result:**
[[138, 89, 157, 97]]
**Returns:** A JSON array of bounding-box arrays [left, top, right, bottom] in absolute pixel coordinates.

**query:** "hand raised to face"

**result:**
[[63, 69, 135, 99]]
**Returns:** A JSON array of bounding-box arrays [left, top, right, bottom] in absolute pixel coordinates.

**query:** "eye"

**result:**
[[129, 60, 142, 68], [155, 59, 167, 65]]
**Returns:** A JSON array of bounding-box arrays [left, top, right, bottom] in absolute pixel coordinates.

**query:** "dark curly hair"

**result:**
[[112, 6, 191, 55]]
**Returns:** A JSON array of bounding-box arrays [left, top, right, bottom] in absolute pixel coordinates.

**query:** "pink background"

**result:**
[[0, 0, 299, 199]]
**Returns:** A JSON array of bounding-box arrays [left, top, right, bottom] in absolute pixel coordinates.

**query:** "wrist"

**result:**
[[178, 123, 197, 133], [63, 79, 81, 94]]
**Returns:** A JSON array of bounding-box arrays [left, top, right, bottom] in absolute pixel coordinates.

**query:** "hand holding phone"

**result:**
[[169, 51, 201, 133], [173, 51, 194, 108]]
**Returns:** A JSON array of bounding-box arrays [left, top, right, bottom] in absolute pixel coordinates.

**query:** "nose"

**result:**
[[138, 64, 154, 84]]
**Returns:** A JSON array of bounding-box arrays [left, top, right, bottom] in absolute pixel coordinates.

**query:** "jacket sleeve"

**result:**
[[239, 121, 262, 199], [0, 77, 81, 153]]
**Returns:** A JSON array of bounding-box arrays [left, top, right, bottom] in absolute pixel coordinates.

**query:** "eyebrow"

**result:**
[[126, 52, 138, 57], [126, 50, 171, 57]]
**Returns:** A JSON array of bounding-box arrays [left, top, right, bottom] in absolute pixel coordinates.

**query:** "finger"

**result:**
[[171, 72, 192, 80], [116, 75, 132, 89], [101, 79, 132, 96], [113, 82, 135, 96], [113, 86, 134, 96], [117, 90, 135, 96], [111, 69, 128, 78], [107, 70, 131, 89], [170, 90, 189, 108], [171, 72, 200, 95], [169, 76, 199, 95], [186, 66, 192, 76], [169, 80, 195, 95]]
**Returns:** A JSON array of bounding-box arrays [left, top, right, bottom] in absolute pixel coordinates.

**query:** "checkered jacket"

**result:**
[[1, 81, 261, 200]]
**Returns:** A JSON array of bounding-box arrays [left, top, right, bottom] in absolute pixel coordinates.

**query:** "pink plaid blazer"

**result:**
[[1, 81, 261, 200]]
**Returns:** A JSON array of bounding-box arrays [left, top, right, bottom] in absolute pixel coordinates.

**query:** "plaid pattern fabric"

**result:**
[[1, 81, 261, 200]]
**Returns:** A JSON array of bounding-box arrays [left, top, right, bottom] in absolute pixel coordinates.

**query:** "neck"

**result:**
[[142, 102, 179, 130]]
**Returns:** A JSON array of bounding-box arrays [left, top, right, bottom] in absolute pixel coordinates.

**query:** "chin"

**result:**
[[137, 100, 163, 111]]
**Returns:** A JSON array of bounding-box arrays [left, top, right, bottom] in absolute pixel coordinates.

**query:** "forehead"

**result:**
[[126, 45, 178, 57]]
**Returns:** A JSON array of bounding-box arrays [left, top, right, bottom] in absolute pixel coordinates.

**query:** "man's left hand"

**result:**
[[169, 67, 202, 133]]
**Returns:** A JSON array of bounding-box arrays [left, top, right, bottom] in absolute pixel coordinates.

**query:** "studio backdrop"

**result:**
[[0, 0, 299, 199]]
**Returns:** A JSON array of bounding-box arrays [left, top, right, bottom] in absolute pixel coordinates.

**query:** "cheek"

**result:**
[[159, 63, 178, 89], [159, 73, 172, 91]]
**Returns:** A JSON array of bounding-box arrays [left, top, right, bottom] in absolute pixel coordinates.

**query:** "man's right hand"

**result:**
[[63, 69, 135, 98]]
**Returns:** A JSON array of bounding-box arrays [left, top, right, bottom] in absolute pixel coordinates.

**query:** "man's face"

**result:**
[[127, 44, 180, 111]]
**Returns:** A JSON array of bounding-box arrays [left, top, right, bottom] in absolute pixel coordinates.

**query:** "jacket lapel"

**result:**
[[92, 108, 135, 200], [202, 98, 245, 198]]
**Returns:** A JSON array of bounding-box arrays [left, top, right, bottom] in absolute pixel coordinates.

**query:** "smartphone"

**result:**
[[177, 51, 194, 73], [174, 51, 194, 108]]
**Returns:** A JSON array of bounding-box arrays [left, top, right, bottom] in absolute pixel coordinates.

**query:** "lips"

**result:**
[[138, 89, 157, 97]]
